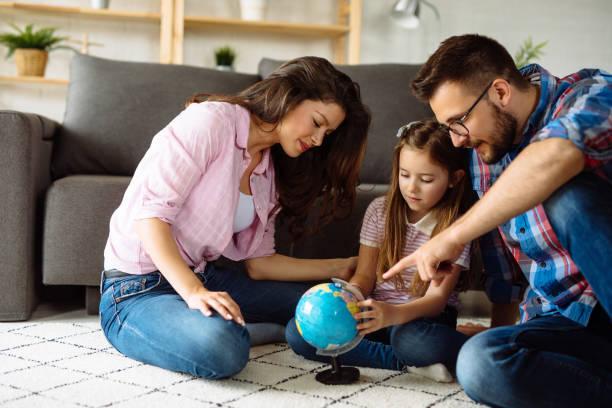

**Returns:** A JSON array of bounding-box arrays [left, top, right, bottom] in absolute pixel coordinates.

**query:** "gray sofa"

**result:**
[[0, 53, 431, 321]]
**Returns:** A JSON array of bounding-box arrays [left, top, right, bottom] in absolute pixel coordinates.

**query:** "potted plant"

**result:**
[[0, 23, 75, 76], [514, 37, 548, 68], [214, 46, 237, 71]]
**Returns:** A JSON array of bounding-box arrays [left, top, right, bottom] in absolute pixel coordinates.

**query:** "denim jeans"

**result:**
[[542, 171, 612, 318], [457, 308, 612, 408], [99, 263, 312, 379], [456, 172, 612, 407], [285, 305, 468, 372]]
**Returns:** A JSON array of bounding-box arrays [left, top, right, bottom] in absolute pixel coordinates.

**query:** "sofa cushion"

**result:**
[[258, 58, 432, 184], [274, 183, 389, 259], [43, 175, 131, 286], [52, 54, 261, 179]]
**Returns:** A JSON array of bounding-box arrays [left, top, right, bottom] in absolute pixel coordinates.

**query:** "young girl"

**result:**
[[286, 119, 474, 382], [99, 56, 371, 380]]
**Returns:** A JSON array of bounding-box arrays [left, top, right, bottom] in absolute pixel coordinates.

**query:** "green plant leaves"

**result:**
[[0, 23, 76, 59], [214, 45, 236, 66], [514, 36, 548, 68]]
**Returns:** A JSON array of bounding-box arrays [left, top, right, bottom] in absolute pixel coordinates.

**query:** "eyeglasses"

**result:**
[[440, 81, 493, 137]]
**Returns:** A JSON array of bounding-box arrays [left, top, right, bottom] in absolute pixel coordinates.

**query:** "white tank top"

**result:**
[[233, 191, 256, 233]]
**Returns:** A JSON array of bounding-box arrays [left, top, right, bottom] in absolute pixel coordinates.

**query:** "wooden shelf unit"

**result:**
[[0, 75, 68, 85], [0, 2, 161, 22], [170, 0, 362, 65], [0, 0, 362, 84]]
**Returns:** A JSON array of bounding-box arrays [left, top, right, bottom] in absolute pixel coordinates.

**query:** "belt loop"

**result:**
[[99, 270, 106, 294]]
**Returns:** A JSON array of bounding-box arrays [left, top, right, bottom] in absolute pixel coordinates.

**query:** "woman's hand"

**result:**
[[334, 256, 358, 282], [184, 287, 245, 326], [353, 298, 399, 335]]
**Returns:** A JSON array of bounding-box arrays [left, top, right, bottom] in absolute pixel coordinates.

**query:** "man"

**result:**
[[384, 34, 612, 407]]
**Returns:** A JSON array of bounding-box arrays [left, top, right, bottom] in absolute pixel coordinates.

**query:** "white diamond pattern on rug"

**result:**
[[2, 394, 83, 408], [0, 384, 29, 403], [164, 377, 263, 405], [8, 322, 94, 341], [0, 309, 484, 407], [0, 332, 42, 351], [104, 362, 194, 388], [5, 340, 90, 363], [0, 365, 89, 392], [52, 350, 140, 375], [0, 352, 40, 373], [43, 377, 148, 407], [113, 390, 218, 407], [233, 359, 306, 386], [60, 329, 112, 349], [346, 384, 442, 407], [229, 388, 332, 408]]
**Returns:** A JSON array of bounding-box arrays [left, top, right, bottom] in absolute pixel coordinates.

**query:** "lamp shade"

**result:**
[[390, 0, 421, 29]]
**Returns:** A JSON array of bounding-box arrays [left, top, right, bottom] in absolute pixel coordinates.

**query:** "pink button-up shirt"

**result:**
[[104, 102, 278, 274]]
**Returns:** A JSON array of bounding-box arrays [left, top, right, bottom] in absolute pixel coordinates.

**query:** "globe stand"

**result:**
[[315, 355, 360, 385]]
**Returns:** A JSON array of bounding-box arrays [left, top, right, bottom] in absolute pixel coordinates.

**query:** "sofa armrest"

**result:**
[[0, 111, 58, 321]]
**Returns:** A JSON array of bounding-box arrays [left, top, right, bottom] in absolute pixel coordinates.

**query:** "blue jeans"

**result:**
[[99, 263, 312, 379], [543, 171, 612, 318], [457, 172, 612, 407], [457, 310, 612, 408], [285, 305, 468, 372]]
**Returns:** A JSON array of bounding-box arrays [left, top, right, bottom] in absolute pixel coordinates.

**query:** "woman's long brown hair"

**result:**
[[187, 56, 371, 238], [376, 119, 478, 297]]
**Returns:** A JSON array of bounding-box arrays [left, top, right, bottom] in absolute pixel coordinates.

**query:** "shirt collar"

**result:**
[[517, 64, 558, 151], [235, 105, 271, 174], [408, 211, 437, 235]]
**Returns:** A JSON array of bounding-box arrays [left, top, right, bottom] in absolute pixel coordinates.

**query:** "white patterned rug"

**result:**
[[0, 305, 486, 408]]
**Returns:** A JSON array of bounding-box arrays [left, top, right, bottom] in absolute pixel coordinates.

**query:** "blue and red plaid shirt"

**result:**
[[474, 64, 612, 326]]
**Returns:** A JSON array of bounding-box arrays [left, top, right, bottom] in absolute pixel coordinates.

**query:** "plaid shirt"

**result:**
[[474, 64, 612, 326]]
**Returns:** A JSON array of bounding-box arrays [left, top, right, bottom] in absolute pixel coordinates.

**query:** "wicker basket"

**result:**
[[14, 49, 48, 76]]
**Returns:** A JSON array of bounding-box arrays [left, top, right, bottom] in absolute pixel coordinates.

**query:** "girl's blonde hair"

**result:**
[[376, 118, 478, 297]]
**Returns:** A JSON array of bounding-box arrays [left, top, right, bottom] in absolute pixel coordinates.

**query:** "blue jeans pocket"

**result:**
[[100, 271, 163, 333], [112, 272, 163, 304]]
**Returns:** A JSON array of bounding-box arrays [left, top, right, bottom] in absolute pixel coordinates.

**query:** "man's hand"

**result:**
[[382, 229, 465, 286]]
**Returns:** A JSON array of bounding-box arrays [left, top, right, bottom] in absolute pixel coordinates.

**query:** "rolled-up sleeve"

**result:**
[[532, 75, 612, 171]]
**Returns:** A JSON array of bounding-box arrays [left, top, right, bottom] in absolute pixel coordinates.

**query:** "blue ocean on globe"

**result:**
[[295, 282, 360, 351]]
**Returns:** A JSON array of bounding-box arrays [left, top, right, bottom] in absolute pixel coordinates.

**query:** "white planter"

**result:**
[[90, 0, 110, 9], [216, 65, 233, 72], [240, 0, 266, 21]]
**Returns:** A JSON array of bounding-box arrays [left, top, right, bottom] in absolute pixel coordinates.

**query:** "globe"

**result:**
[[295, 282, 362, 354]]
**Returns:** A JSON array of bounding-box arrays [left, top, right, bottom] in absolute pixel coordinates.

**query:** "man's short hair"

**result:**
[[410, 34, 531, 101]]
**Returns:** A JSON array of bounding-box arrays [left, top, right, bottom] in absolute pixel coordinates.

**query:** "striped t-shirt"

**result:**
[[360, 196, 471, 306]]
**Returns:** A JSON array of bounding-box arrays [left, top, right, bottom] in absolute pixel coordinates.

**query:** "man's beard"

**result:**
[[479, 102, 517, 164]]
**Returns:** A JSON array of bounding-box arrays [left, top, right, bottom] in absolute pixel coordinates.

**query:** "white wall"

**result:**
[[1, 0, 611, 122]]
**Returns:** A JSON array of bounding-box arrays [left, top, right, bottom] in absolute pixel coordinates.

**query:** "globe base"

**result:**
[[315, 356, 360, 385]]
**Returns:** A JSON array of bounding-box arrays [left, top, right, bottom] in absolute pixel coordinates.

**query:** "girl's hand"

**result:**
[[354, 298, 398, 335], [185, 287, 245, 326], [334, 256, 358, 282]]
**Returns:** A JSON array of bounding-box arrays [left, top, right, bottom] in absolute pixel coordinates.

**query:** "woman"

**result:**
[[99, 56, 371, 379]]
